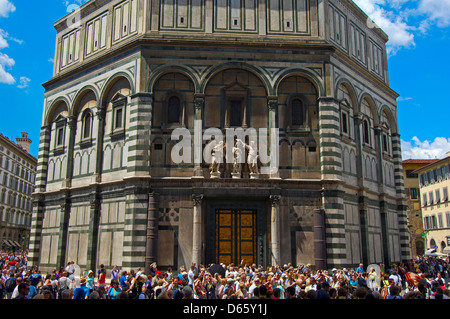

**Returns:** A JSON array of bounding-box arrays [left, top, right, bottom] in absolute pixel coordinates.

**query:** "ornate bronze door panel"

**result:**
[[215, 209, 257, 265]]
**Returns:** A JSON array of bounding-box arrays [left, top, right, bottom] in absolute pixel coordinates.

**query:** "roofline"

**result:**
[[412, 156, 450, 174], [0, 133, 37, 164]]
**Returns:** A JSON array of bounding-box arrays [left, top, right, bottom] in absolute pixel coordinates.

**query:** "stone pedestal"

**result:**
[[250, 173, 259, 179], [210, 172, 221, 179]]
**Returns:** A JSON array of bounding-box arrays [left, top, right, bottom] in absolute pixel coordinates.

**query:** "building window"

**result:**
[[446, 212, 450, 228], [286, 95, 309, 131], [429, 191, 434, 205], [382, 133, 390, 154], [56, 126, 65, 146], [114, 107, 124, 130], [362, 118, 371, 145], [167, 96, 181, 125], [443, 187, 448, 202], [54, 116, 66, 153], [341, 111, 349, 135], [82, 111, 93, 141], [229, 100, 242, 127], [438, 214, 444, 228], [406, 170, 418, 179], [110, 93, 127, 137], [291, 98, 304, 126], [436, 189, 441, 204], [423, 193, 427, 207], [410, 188, 418, 199], [224, 82, 248, 128]]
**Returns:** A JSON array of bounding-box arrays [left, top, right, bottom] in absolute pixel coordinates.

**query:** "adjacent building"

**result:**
[[402, 159, 439, 257], [0, 133, 37, 251], [415, 153, 450, 255], [30, 0, 409, 274]]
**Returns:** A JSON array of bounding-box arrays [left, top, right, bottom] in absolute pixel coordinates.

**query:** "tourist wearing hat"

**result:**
[[73, 277, 90, 299], [86, 271, 95, 294]]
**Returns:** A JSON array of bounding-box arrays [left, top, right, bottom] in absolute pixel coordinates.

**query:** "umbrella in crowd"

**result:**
[[208, 264, 226, 278], [405, 272, 422, 286]]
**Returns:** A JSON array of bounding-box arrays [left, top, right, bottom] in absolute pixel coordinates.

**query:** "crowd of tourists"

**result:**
[[1, 249, 449, 300]]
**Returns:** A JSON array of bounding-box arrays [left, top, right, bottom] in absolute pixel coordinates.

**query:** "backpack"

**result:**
[[5, 277, 16, 293]]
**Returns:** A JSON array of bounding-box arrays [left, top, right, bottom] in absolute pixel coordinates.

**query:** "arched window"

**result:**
[[287, 95, 308, 130], [363, 118, 370, 145], [168, 96, 181, 124], [54, 115, 67, 152], [82, 112, 93, 140], [380, 111, 393, 156]]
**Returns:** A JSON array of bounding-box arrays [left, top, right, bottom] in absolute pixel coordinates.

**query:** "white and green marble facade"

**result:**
[[30, 0, 409, 274]]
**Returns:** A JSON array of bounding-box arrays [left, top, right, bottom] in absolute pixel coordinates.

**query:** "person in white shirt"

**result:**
[[10, 276, 23, 299], [248, 277, 261, 297], [188, 263, 196, 287], [389, 270, 402, 288]]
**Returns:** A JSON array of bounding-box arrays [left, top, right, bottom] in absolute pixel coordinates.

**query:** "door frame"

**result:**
[[205, 199, 267, 267]]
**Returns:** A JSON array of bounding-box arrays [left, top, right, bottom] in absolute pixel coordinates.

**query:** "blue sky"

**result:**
[[0, 0, 449, 160]]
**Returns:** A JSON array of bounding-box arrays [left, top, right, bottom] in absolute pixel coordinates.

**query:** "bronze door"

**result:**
[[215, 209, 257, 265]]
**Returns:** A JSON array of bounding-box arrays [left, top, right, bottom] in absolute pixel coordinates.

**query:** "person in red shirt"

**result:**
[[98, 268, 106, 288], [8, 260, 17, 272]]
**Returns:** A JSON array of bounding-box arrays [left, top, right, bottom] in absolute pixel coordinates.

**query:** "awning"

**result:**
[[443, 246, 450, 254], [1, 239, 20, 248]]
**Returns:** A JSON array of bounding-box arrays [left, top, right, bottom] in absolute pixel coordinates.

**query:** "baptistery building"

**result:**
[[30, 0, 409, 274]]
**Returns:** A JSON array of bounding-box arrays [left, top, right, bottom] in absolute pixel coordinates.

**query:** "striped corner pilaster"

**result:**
[[35, 126, 51, 192], [321, 184, 347, 267], [126, 93, 153, 178], [121, 186, 150, 270], [28, 196, 45, 267], [391, 133, 405, 195], [318, 97, 343, 182]]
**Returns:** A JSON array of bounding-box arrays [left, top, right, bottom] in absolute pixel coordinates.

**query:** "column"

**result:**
[[193, 95, 205, 178], [314, 208, 327, 270], [86, 197, 100, 271], [145, 192, 159, 274], [64, 115, 77, 188], [359, 198, 370, 267], [267, 96, 280, 179], [380, 201, 390, 266], [192, 194, 203, 266], [353, 112, 365, 187], [270, 195, 281, 265], [56, 200, 71, 268], [94, 105, 106, 183], [374, 125, 384, 187]]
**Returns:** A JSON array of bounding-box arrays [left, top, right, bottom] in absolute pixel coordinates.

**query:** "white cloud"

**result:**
[[353, 0, 450, 55], [401, 137, 450, 160], [0, 30, 8, 49], [0, 64, 14, 84], [417, 0, 450, 28], [0, 0, 15, 18], [353, 0, 416, 55], [0, 28, 22, 49], [0, 1, 27, 87], [0, 51, 15, 84], [17, 76, 30, 89]]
